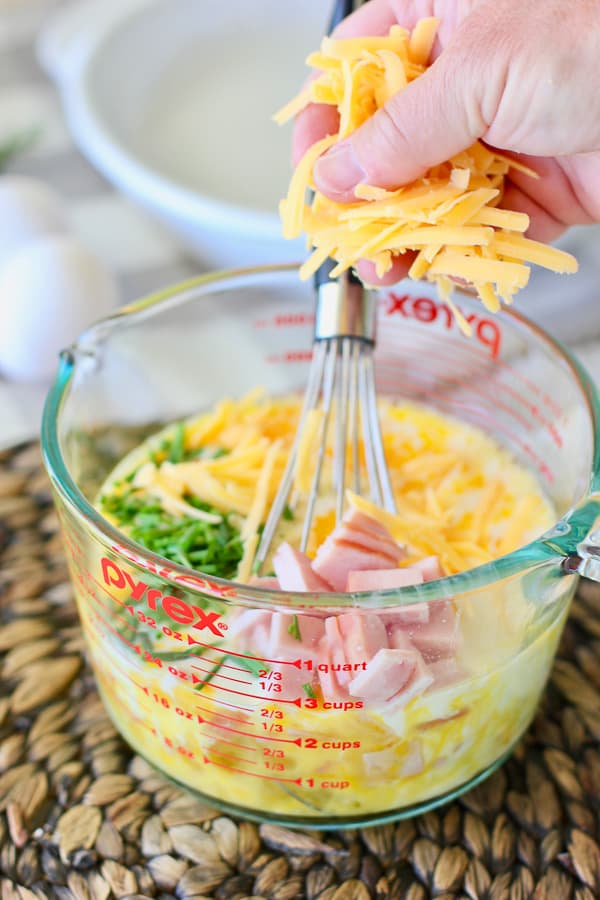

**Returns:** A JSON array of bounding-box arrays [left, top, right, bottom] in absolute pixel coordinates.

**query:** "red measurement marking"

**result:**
[[373, 366, 557, 483], [89, 589, 131, 630], [190, 648, 302, 668], [213, 699, 253, 713], [203, 755, 302, 785], [195, 704, 256, 727], [93, 607, 139, 650], [210, 751, 257, 767], [197, 708, 302, 745], [86, 570, 127, 607], [378, 309, 564, 418], [375, 339, 553, 441], [190, 663, 252, 685], [192, 679, 303, 705], [210, 736, 257, 753]]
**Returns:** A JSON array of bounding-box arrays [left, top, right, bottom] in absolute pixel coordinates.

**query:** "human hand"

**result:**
[[293, 0, 600, 284]]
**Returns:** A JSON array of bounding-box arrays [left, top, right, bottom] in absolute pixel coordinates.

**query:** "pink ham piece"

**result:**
[[313, 543, 398, 592], [312, 509, 404, 592], [268, 612, 325, 660], [401, 740, 424, 777], [412, 556, 444, 582], [336, 611, 388, 669], [395, 652, 435, 706], [408, 600, 459, 662], [324, 615, 350, 683], [348, 648, 419, 703], [346, 567, 423, 593], [227, 609, 272, 647], [427, 657, 465, 690], [273, 543, 333, 592], [316, 637, 349, 701], [383, 602, 430, 627], [342, 508, 405, 558], [388, 625, 416, 651]]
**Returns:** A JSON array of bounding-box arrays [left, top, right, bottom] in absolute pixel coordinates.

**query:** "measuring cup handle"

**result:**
[[564, 515, 600, 581]]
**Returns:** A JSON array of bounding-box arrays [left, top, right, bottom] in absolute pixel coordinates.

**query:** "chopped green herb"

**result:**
[[168, 422, 186, 463], [303, 683, 316, 698], [288, 615, 301, 641], [0, 126, 40, 171], [224, 655, 265, 679], [100, 488, 243, 579], [193, 657, 225, 691], [283, 504, 295, 521], [252, 558, 262, 575]]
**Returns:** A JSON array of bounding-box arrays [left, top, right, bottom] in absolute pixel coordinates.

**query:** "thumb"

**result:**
[[313, 52, 488, 202]]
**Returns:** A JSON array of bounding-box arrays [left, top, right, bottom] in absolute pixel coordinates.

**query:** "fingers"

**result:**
[[356, 254, 415, 286], [506, 155, 598, 228], [500, 184, 565, 243], [292, 104, 340, 167], [291, 1, 397, 168], [313, 46, 486, 201]]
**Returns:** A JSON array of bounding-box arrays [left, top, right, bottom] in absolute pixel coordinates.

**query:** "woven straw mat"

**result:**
[[0, 442, 599, 900]]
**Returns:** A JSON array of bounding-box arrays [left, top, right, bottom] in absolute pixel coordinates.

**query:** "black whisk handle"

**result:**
[[327, 0, 364, 34]]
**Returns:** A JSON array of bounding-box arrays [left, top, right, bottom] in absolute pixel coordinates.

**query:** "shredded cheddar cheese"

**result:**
[[275, 20, 578, 331], [102, 392, 554, 578]]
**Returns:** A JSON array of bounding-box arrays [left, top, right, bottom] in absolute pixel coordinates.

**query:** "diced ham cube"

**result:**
[[248, 575, 281, 589], [401, 740, 424, 776], [427, 658, 465, 690], [324, 616, 352, 685], [394, 652, 434, 706], [313, 541, 398, 592], [316, 638, 348, 701], [362, 747, 396, 777], [412, 556, 444, 582], [337, 612, 388, 670], [269, 662, 315, 702], [348, 648, 418, 703], [346, 567, 424, 593], [388, 626, 415, 651], [268, 612, 324, 661], [273, 543, 333, 592], [408, 601, 459, 662], [334, 523, 401, 563], [382, 602, 430, 627], [227, 610, 272, 647], [343, 508, 404, 552]]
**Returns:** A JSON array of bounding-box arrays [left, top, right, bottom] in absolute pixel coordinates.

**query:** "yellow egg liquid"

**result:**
[[72, 394, 572, 824]]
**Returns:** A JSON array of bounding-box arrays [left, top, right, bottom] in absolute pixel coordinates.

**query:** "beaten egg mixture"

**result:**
[[79, 393, 571, 821]]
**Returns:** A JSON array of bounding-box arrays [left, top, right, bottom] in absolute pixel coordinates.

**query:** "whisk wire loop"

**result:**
[[254, 275, 397, 573]]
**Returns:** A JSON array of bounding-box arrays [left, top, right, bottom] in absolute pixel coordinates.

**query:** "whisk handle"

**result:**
[[314, 259, 361, 290], [328, 0, 364, 33]]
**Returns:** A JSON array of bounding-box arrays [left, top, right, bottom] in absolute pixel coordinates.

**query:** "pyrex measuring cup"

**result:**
[[42, 265, 600, 828]]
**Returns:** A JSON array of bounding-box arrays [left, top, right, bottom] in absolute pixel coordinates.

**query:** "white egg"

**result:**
[[0, 235, 119, 383], [0, 175, 67, 269]]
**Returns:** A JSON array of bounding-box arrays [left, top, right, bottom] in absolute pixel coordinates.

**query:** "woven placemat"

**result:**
[[1, 442, 599, 900]]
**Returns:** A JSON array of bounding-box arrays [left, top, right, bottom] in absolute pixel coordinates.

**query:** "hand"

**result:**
[[293, 0, 600, 284]]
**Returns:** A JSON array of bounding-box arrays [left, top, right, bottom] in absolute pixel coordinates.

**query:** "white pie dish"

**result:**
[[38, 0, 330, 267]]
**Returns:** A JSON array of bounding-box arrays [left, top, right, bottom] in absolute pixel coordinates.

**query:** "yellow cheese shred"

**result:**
[[274, 20, 578, 333]]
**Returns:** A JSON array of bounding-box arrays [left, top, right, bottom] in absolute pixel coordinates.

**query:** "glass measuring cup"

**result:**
[[42, 264, 600, 828]]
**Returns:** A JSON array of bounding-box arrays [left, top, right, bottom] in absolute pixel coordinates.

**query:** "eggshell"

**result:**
[[0, 235, 119, 382], [0, 175, 67, 269]]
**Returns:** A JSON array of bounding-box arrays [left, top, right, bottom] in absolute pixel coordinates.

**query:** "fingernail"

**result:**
[[313, 141, 366, 199]]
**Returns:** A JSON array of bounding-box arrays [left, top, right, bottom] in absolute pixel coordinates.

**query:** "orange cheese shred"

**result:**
[[274, 19, 578, 333]]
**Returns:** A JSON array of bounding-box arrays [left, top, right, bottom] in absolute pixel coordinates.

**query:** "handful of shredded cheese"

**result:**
[[274, 19, 578, 333]]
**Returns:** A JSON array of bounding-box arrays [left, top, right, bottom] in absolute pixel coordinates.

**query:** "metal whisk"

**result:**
[[254, 0, 397, 571], [255, 266, 398, 569]]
